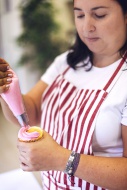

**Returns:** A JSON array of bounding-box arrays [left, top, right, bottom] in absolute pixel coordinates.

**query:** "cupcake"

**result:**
[[18, 126, 43, 142]]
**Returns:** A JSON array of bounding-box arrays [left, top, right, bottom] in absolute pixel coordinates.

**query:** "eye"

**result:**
[[77, 14, 85, 19], [95, 14, 106, 19]]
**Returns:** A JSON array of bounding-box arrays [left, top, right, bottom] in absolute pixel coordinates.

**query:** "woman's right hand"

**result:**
[[0, 58, 13, 94]]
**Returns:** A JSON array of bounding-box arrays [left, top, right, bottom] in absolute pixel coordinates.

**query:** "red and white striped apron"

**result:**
[[41, 53, 127, 190]]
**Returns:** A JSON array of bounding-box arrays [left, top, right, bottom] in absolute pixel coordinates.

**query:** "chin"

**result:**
[[87, 48, 101, 54]]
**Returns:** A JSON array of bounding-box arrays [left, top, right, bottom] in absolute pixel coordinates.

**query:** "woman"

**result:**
[[0, 0, 127, 189]]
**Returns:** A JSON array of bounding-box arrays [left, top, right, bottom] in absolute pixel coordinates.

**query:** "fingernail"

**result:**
[[6, 84, 10, 89], [8, 73, 13, 77], [7, 78, 12, 82], [7, 66, 9, 70]]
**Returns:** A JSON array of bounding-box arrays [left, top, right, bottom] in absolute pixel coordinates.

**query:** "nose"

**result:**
[[83, 16, 96, 33]]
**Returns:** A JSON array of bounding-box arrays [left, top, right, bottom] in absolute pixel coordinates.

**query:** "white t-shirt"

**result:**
[[41, 51, 127, 157]]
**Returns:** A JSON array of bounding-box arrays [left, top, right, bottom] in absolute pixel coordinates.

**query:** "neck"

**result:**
[[93, 52, 121, 68]]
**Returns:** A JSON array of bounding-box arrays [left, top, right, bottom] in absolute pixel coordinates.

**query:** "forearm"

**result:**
[[17, 131, 127, 189], [73, 154, 127, 190], [22, 94, 41, 126], [56, 149, 127, 190], [0, 94, 41, 127], [56, 149, 127, 189]]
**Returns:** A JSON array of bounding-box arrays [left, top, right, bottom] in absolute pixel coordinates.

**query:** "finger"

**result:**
[[20, 162, 37, 172], [0, 84, 10, 94], [0, 71, 13, 79], [0, 58, 9, 65], [17, 140, 30, 152], [0, 77, 12, 86], [0, 58, 10, 71], [18, 150, 27, 161], [20, 163, 32, 171], [0, 64, 9, 72], [19, 154, 28, 164], [18, 155, 33, 172], [18, 153, 31, 170], [0, 58, 8, 64], [0, 76, 12, 94]]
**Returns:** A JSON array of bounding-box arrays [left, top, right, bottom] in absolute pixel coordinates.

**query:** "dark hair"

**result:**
[[67, 0, 127, 70]]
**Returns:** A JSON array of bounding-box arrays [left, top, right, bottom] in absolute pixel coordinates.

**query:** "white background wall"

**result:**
[[0, 0, 41, 93]]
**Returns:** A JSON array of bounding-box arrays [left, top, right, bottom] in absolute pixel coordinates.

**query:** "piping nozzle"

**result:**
[[16, 112, 29, 127]]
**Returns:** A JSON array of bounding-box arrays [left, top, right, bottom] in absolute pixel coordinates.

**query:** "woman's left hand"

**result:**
[[17, 130, 70, 172]]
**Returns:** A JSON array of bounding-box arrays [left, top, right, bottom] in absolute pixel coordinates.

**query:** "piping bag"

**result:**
[[1, 69, 29, 127]]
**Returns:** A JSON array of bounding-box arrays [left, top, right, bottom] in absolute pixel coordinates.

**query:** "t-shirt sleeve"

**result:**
[[121, 100, 127, 126], [41, 51, 69, 85]]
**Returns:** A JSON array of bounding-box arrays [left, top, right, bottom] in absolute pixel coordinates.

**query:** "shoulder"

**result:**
[[41, 51, 69, 85], [54, 51, 69, 62], [52, 51, 69, 71]]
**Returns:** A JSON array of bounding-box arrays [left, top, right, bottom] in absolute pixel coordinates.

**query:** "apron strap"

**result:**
[[103, 51, 127, 92], [62, 66, 70, 76]]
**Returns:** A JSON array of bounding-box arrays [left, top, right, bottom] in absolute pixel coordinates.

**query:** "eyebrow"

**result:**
[[74, 6, 108, 11], [92, 6, 109, 10]]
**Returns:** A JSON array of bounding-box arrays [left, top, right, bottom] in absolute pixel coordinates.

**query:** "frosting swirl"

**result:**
[[18, 126, 43, 141]]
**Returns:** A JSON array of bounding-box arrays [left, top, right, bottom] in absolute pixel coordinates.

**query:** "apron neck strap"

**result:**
[[103, 51, 127, 91]]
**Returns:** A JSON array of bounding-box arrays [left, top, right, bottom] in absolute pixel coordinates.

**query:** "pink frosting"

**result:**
[[18, 126, 40, 141]]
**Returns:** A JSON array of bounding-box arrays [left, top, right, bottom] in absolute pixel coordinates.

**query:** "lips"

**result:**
[[85, 37, 99, 42]]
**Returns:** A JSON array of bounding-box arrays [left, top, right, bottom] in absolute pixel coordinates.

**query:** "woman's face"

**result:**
[[74, 0, 127, 57]]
